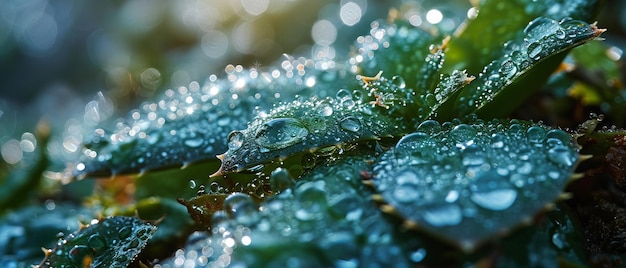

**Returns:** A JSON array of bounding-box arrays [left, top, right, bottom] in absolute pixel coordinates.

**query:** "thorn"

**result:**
[[578, 154, 593, 162], [543, 202, 557, 211], [363, 180, 376, 187], [41, 247, 52, 256], [380, 204, 397, 215], [360, 70, 383, 83], [181, 162, 190, 170], [570, 173, 585, 181], [371, 194, 385, 202], [78, 220, 88, 230], [402, 220, 419, 230], [558, 192, 574, 201], [210, 166, 225, 178], [216, 153, 226, 161]]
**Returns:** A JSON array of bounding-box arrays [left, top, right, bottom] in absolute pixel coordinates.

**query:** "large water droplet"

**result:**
[[87, 234, 107, 251], [524, 17, 559, 40], [270, 167, 294, 192], [527, 42, 543, 60], [339, 117, 362, 133], [547, 145, 575, 167], [499, 60, 517, 79], [318, 102, 334, 116], [391, 75, 406, 88], [422, 203, 462, 226], [295, 184, 327, 221], [68, 245, 93, 264], [227, 131, 244, 151], [470, 171, 518, 211], [449, 124, 477, 142], [416, 120, 442, 135], [255, 118, 309, 150], [224, 192, 259, 225], [526, 126, 546, 144]]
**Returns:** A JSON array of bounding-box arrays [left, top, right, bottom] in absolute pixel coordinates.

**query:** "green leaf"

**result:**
[[38, 216, 156, 268], [212, 74, 419, 176], [74, 60, 358, 179], [438, 17, 604, 120], [443, 0, 602, 74], [159, 153, 424, 267], [370, 119, 579, 251]]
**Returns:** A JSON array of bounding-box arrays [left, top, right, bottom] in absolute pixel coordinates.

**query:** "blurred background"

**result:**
[[0, 0, 624, 168]]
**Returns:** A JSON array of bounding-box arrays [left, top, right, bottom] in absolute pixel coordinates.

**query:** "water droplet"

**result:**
[[224, 193, 259, 225], [527, 42, 543, 60], [499, 60, 517, 79], [547, 145, 575, 167], [336, 88, 353, 100], [270, 167, 294, 192], [339, 117, 362, 132], [301, 153, 316, 169], [184, 138, 204, 148], [470, 171, 518, 211], [87, 234, 107, 251], [449, 124, 477, 142], [189, 180, 197, 189], [422, 203, 462, 226], [119, 226, 132, 239], [393, 184, 421, 203], [391, 75, 406, 88], [555, 29, 566, 39], [416, 120, 442, 135], [545, 129, 571, 145], [255, 118, 309, 150], [295, 183, 327, 221], [227, 131, 244, 151], [526, 126, 546, 144], [68, 245, 93, 263], [462, 144, 486, 166], [396, 132, 429, 149], [318, 103, 334, 116], [410, 248, 427, 262], [524, 17, 558, 40]]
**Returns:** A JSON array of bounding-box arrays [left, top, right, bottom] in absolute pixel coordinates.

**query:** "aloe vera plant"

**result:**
[[1, 0, 626, 267]]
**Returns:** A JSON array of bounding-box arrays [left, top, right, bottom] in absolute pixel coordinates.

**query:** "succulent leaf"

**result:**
[[439, 17, 605, 120], [444, 0, 601, 74], [73, 60, 358, 178], [38, 216, 156, 268], [158, 153, 424, 267], [370, 119, 579, 250], [213, 74, 418, 176]]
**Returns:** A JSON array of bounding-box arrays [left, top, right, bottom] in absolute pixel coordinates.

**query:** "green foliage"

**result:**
[[38, 216, 156, 267], [3, 0, 626, 267]]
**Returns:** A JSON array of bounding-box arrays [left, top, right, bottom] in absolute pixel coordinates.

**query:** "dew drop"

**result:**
[[391, 75, 406, 88], [395, 132, 429, 149], [189, 179, 197, 189], [449, 124, 477, 142], [526, 126, 546, 144], [301, 153, 316, 169], [255, 118, 309, 150], [524, 17, 558, 40], [462, 144, 486, 166], [227, 131, 244, 151], [336, 88, 353, 101], [295, 183, 327, 221], [118, 226, 132, 239], [318, 102, 334, 116], [339, 117, 362, 132], [68, 245, 93, 263], [527, 42, 543, 60], [547, 145, 575, 167], [270, 167, 295, 192], [224, 193, 259, 225], [184, 138, 204, 148], [422, 203, 462, 226], [410, 248, 427, 263], [416, 120, 442, 135], [499, 60, 517, 79], [392, 184, 421, 203], [469, 171, 518, 211], [87, 234, 107, 251]]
